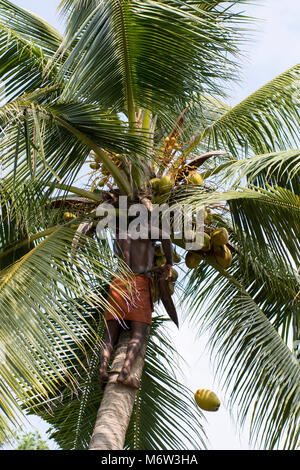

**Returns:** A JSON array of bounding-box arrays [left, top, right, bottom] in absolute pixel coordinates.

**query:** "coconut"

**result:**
[[214, 245, 232, 269], [200, 233, 211, 252], [188, 171, 203, 185], [168, 282, 175, 295], [211, 227, 229, 247], [185, 251, 202, 270], [158, 174, 174, 195], [171, 268, 179, 282], [63, 212, 76, 222], [154, 244, 164, 257], [155, 256, 167, 266], [195, 389, 220, 412], [150, 177, 161, 192], [173, 250, 181, 264]]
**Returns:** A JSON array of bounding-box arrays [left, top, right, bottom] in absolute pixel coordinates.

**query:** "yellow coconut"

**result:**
[[211, 227, 229, 247], [185, 251, 202, 270], [214, 244, 232, 269], [194, 389, 220, 412], [188, 171, 203, 185], [63, 212, 76, 222]]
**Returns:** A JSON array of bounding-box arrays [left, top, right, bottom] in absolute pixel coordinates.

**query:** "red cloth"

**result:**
[[105, 274, 154, 325]]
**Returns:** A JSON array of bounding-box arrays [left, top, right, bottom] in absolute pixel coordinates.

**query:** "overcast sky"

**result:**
[[7, 0, 300, 451]]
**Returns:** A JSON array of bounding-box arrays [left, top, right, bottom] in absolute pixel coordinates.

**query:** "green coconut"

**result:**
[[150, 177, 161, 192], [171, 268, 179, 282], [154, 244, 164, 257], [155, 256, 167, 266], [168, 282, 175, 295], [188, 171, 203, 185], [158, 174, 174, 195], [173, 250, 181, 264]]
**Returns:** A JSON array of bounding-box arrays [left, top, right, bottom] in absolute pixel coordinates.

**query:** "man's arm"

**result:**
[[115, 237, 131, 266]]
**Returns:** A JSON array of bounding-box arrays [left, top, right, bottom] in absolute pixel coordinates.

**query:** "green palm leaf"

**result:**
[[188, 64, 300, 158], [0, 99, 148, 194], [126, 317, 207, 450], [185, 253, 300, 449], [0, 223, 131, 428], [23, 312, 207, 450], [0, 25, 58, 102], [59, 0, 248, 121], [0, 0, 63, 55]]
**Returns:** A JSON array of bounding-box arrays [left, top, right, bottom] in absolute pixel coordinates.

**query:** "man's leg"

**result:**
[[117, 321, 149, 389], [100, 320, 121, 389]]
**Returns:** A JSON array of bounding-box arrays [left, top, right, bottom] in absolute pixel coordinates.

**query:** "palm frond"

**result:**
[[0, 100, 148, 194], [0, 24, 59, 103], [0, 224, 131, 428], [0, 0, 63, 55], [220, 149, 300, 187], [229, 185, 300, 268], [125, 318, 207, 450], [187, 64, 300, 158], [185, 252, 300, 450], [23, 313, 207, 450], [59, 0, 249, 121], [218, 149, 300, 195]]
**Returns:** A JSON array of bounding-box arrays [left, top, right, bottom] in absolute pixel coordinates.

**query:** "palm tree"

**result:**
[[0, 0, 299, 450]]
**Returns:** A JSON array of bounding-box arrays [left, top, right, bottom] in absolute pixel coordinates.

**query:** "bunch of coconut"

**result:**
[[150, 168, 204, 204], [184, 227, 232, 271]]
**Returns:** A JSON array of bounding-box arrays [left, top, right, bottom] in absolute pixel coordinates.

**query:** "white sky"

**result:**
[[7, 0, 300, 451]]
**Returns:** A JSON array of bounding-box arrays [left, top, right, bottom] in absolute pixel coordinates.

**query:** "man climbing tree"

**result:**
[[100, 209, 174, 389]]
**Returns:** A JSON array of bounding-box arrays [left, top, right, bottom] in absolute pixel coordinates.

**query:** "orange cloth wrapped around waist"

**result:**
[[105, 274, 154, 325]]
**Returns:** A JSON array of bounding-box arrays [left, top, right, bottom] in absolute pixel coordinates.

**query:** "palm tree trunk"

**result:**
[[89, 328, 149, 450]]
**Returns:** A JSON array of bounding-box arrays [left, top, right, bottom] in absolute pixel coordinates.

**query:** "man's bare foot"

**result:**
[[99, 368, 109, 390], [117, 367, 140, 389]]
